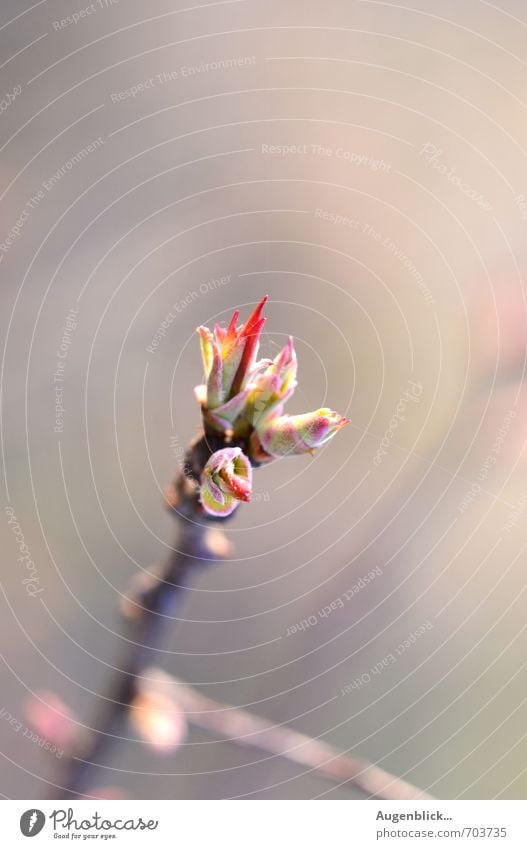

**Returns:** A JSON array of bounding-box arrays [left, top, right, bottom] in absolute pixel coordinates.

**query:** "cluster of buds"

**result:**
[[194, 296, 349, 517]]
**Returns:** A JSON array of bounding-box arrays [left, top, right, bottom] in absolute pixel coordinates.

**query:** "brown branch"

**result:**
[[53, 436, 226, 799]]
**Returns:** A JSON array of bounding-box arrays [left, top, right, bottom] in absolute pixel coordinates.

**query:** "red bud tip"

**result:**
[[225, 309, 240, 342], [242, 295, 268, 338]]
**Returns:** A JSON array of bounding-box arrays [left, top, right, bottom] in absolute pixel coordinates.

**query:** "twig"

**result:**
[[140, 668, 434, 801], [54, 435, 222, 798]]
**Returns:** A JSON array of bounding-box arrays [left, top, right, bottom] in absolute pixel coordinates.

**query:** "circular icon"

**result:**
[[20, 810, 45, 837]]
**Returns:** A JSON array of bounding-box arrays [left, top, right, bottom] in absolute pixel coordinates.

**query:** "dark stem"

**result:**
[[57, 544, 191, 796], [54, 435, 221, 799]]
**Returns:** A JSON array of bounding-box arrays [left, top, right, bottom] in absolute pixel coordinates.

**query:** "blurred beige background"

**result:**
[[1, 0, 526, 799]]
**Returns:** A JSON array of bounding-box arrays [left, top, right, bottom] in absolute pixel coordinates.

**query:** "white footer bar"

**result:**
[[2, 799, 526, 848]]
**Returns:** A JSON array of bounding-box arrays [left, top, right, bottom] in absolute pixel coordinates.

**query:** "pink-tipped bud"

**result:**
[[200, 447, 252, 517], [245, 336, 298, 427], [195, 298, 268, 422], [24, 691, 79, 751], [255, 408, 350, 458]]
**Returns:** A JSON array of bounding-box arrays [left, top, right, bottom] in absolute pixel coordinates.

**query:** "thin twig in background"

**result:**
[[138, 668, 434, 801]]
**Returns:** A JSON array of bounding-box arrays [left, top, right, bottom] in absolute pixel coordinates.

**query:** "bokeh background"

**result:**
[[1, 0, 526, 799]]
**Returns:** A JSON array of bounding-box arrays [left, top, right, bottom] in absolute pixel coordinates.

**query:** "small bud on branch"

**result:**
[[200, 447, 252, 517], [254, 408, 350, 459]]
